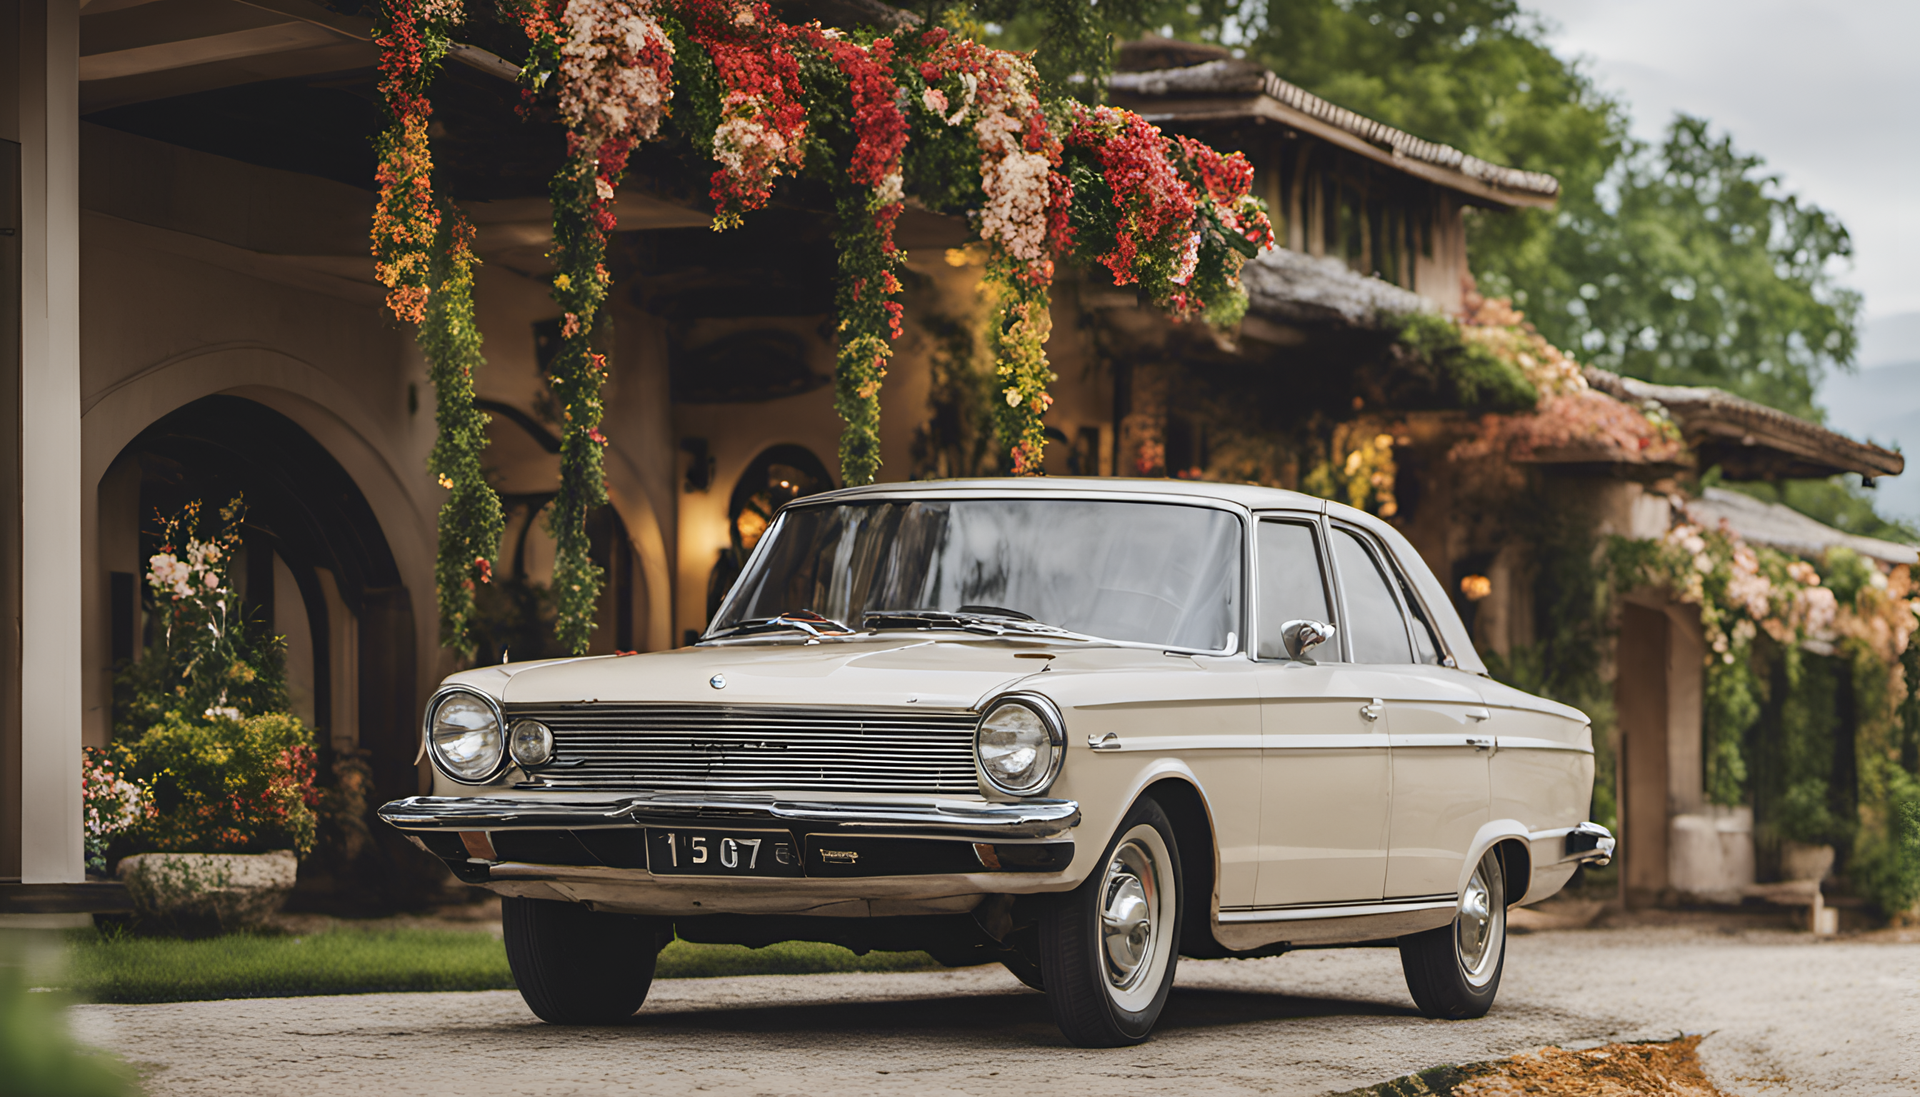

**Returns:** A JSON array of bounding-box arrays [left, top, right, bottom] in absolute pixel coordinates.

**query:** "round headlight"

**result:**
[[976, 697, 1062, 796], [428, 690, 503, 783], [509, 719, 554, 767]]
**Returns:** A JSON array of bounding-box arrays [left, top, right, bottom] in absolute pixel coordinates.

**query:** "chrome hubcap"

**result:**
[[1455, 852, 1503, 987], [1100, 839, 1158, 993]]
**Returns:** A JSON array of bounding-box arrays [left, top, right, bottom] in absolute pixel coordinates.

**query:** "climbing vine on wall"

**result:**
[[371, 0, 504, 657], [1609, 516, 1920, 913]]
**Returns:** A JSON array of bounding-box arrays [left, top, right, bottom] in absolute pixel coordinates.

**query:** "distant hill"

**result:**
[[1819, 311, 1920, 522]]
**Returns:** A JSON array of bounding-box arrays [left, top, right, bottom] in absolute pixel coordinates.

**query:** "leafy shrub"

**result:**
[[1391, 311, 1540, 414], [114, 712, 319, 857], [1851, 767, 1920, 919]]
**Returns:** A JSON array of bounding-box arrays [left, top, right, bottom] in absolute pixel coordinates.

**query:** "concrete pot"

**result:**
[[1780, 841, 1836, 883], [117, 850, 298, 934]]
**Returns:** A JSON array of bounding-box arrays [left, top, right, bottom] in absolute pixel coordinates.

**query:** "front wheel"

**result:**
[[1037, 797, 1183, 1047], [1398, 848, 1507, 1019], [503, 896, 668, 1024]]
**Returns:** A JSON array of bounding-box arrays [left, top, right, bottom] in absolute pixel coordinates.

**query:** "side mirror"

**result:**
[[1279, 619, 1337, 663]]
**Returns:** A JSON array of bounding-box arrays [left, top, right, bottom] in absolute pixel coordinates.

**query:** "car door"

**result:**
[[1327, 524, 1494, 900], [1250, 514, 1392, 908]]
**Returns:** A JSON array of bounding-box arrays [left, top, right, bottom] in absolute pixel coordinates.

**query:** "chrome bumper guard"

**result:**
[[377, 792, 1082, 840], [1564, 821, 1616, 866]]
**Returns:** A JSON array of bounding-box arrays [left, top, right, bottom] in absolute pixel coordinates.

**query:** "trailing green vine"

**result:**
[[420, 207, 505, 657]]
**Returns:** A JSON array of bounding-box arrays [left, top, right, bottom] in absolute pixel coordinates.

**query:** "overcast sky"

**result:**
[[1527, 0, 1920, 329]]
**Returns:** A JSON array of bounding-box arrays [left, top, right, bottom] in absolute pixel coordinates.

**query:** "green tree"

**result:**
[[1481, 116, 1860, 419], [1102, 1, 1859, 420]]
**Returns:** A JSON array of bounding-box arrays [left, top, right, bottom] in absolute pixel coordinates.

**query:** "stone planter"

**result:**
[[116, 850, 298, 934], [1780, 841, 1836, 883]]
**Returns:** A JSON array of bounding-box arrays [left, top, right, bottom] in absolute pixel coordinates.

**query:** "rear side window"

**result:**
[[1332, 527, 1414, 664], [1257, 519, 1333, 660], [1395, 569, 1447, 666]]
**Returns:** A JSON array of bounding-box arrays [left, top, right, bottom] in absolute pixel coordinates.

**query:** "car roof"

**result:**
[[807, 476, 1330, 511], [787, 477, 1488, 676]]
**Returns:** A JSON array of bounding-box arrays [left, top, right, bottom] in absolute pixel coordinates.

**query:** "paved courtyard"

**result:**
[[70, 921, 1920, 1097]]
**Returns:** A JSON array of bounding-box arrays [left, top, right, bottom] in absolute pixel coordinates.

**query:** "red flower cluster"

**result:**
[[1176, 135, 1275, 251], [1070, 106, 1196, 289], [681, 0, 810, 227], [370, 1, 443, 323]]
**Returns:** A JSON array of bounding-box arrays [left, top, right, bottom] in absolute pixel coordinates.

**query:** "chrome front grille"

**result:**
[[506, 704, 981, 794]]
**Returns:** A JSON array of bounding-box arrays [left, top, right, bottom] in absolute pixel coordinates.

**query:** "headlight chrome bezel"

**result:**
[[423, 685, 508, 785], [974, 692, 1067, 798]]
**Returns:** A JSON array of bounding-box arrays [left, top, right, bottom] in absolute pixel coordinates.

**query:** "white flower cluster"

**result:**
[[980, 150, 1051, 265], [713, 96, 791, 186], [84, 772, 145, 840], [148, 540, 225, 601], [557, 0, 675, 148], [961, 59, 1052, 274]]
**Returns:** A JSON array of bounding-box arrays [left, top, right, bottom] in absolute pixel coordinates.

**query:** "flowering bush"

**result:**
[[115, 498, 288, 736], [111, 712, 319, 857], [83, 747, 146, 874]]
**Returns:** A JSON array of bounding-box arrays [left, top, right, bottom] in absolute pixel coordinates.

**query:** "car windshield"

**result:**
[[711, 498, 1243, 650]]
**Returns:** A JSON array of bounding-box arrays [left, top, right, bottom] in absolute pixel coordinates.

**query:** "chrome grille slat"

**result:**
[[505, 704, 979, 793]]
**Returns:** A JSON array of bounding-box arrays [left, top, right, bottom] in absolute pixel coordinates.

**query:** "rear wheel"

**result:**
[[503, 896, 667, 1024], [1398, 848, 1507, 1019], [1038, 797, 1183, 1047]]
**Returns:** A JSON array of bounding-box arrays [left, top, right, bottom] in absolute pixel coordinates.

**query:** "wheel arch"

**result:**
[[1462, 819, 1535, 905], [1134, 775, 1229, 959]]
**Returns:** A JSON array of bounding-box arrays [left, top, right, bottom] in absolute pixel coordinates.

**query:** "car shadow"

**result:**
[[599, 985, 1419, 1041]]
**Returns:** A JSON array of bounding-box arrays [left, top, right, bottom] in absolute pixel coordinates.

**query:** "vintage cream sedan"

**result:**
[[380, 479, 1613, 1046]]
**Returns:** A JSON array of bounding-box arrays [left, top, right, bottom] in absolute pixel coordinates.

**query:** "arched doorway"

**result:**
[[705, 444, 835, 622], [101, 395, 425, 906]]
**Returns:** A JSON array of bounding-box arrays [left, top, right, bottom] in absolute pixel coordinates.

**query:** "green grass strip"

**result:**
[[62, 929, 941, 1004]]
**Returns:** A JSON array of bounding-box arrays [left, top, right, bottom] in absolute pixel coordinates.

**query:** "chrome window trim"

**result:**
[[422, 684, 509, 785], [975, 691, 1069, 799], [1250, 508, 1338, 663]]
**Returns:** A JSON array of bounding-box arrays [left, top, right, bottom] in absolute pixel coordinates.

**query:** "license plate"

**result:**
[[645, 828, 802, 877]]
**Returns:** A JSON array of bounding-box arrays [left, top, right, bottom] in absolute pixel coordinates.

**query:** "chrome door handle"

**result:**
[[1359, 699, 1384, 722], [1467, 737, 1493, 751], [1466, 708, 1492, 722]]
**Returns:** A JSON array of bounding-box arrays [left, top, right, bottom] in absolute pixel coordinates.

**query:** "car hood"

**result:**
[[442, 636, 1074, 711]]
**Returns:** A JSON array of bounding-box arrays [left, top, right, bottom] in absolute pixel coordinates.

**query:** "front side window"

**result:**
[[1257, 519, 1333, 660], [1331, 527, 1414, 664], [715, 499, 1244, 650]]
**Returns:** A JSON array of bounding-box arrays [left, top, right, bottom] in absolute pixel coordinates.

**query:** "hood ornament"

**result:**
[[709, 674, 727, 690]]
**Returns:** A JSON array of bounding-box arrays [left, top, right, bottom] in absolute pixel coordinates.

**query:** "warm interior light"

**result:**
[[1461, 574, 1493, 601]]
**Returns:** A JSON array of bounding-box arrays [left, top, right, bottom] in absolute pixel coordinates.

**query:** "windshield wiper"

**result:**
[[706, 610, 857, 640], [862, 609, 1090, 641]]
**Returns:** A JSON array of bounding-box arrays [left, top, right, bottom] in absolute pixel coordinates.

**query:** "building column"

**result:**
[[17, 1, 82, 884]]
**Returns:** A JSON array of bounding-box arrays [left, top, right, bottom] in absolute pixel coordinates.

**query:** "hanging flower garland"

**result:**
[[394, 3, 1272, 649], [372, 0, 507, 657], [506, 0, 675, 653], [912, 31, 1069, 475], [819, 31, 909, 485], [370, 0, 454, 322]]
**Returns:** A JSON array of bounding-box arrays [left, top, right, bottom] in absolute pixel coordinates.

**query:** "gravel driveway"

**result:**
[[69, 922, 1919, 1097]]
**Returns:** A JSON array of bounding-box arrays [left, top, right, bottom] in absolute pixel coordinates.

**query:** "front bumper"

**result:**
[[378, 792, 1081, 885]]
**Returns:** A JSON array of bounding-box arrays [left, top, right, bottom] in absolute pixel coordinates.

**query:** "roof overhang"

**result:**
[[1585, 369, 1904, 483], [1109, 60, 1560, 210]]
